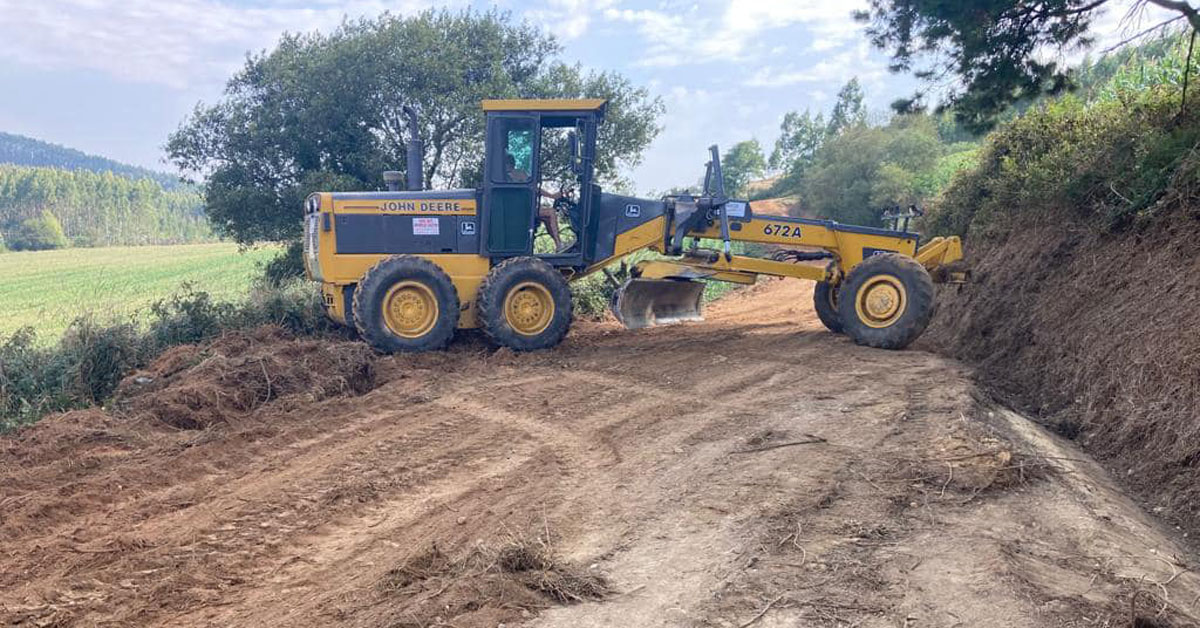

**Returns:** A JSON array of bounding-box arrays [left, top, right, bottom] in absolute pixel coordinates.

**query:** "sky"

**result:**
[[0, 0, 1177, 193]]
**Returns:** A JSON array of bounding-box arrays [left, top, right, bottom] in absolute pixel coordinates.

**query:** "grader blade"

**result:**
[[612, 278, 705, 329]]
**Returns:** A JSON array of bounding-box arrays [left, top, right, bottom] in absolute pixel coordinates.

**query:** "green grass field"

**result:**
[[0, 243, 281, 340]]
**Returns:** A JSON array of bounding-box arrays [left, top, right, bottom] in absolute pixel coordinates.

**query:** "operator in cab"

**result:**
[[504, 153, 569, 252]]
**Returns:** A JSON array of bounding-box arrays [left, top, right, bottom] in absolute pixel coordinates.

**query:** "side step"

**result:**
[[611, 278, 705, 329]]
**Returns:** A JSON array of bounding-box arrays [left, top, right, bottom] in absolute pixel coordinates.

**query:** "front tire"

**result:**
[[352, 256, 459, 353], [813, 264, 843, 334], [837, 253, 935, 350], [478, 257, 572, 351]]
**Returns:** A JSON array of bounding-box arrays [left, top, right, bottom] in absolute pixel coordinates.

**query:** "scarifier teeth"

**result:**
[[612, 279, 705, 330]]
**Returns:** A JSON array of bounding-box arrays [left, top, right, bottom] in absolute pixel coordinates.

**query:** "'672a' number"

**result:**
[[763, 223, 803, 238]]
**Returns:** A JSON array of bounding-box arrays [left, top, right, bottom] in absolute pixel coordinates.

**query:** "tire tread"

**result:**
[[837, 253, 935, 350]]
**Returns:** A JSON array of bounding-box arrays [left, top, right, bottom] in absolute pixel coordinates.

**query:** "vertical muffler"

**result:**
[[403, 105, 423, 191]]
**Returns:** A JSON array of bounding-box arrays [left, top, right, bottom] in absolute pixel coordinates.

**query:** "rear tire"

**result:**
[[837, 253, 935, 350], [478, 257, 572, 351], [813, 264, 843, 334], [353, 256, 459, 353]]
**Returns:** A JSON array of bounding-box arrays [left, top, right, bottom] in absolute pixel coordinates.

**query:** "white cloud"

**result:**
[[808, 37, 842, 52], [0, 0, 441, 89], [744, 43, 885, 88], [603, 0, 867, 68], [525, 0, 615, 40]]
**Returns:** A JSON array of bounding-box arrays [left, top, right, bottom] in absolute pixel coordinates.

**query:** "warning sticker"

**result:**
[[412, 217, 439, 236]]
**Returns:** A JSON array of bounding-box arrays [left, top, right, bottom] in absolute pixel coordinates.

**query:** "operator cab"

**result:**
[[481, 99, 604, 269]]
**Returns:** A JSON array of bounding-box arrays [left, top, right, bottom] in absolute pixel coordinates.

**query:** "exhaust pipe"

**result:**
[[403, 105, 423, 191], [383, 171, 403, 191]]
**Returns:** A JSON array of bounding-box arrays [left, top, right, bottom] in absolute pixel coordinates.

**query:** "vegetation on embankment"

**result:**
[[0, 280, 343, 431], [0, 241, 333, 431], [920, 34, 1200, 536]]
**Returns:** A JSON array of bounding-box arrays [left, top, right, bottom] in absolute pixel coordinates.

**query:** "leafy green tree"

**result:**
[[721, 140, 767, 197], [855, 0, 1200, 131], [827, 78, 867, 135], [9, 209, 69, 250], [168, 8, 663, 245], [769, 110, 827, 193], [803, 116, 942, 225]]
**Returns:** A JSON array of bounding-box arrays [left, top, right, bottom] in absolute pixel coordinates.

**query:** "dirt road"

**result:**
[[4, 278, 1200, 627]]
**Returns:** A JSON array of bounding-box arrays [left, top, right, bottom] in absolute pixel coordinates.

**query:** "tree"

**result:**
[[827, 78, 867, 135], [8, 209, 69, 251], [769, 110, 827, 192], [770, 110, 826, 172], [803, 116, 941, 225], [720, 140, 767, 198], [0, 165, 208, 248], [855, 0, 1200, 131], [168, 8, 663, 245]]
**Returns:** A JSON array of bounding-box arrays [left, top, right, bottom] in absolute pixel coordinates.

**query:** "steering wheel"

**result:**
[[552, 181, 579, 232]]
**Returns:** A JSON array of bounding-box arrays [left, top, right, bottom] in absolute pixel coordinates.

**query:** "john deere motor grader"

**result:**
[[303, 99, 964, 353]]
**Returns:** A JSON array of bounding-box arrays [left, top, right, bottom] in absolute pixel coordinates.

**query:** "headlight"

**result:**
[[304, 212, 322, 281]]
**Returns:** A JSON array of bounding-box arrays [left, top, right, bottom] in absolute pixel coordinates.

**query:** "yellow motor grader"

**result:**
[[303, 99, 964, 353]]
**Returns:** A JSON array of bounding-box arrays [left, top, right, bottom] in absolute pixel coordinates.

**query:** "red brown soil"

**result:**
[[4, 280, 1200, 627], [922, 209, 1200, 541], [750, 197, 804, 218]]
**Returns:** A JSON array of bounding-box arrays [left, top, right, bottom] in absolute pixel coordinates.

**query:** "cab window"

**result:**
[[490, 118, 536, 183]]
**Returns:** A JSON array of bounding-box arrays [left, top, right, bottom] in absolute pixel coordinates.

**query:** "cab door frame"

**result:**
[[481, 113, 541, 258]]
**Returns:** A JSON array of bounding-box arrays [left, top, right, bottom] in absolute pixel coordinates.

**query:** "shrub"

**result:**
[[571, 273, 618, 320], [145, 284, 238, 348], [239, 279, 339, 337], [927, 85, 1200, 239], [8, 209, 69, 251], [60, 317, 143, 404], [261, 240, 305, 285], [0, 328, 67, 427]]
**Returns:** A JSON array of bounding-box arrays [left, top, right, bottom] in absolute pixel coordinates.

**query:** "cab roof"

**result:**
[[480, 98, 608, 114]]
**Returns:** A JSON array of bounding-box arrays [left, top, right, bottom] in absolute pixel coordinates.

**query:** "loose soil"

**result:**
[[4, 278, 1200, 627]]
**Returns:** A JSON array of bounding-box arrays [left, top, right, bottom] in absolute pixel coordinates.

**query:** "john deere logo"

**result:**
[[625, 204, 641, 218]]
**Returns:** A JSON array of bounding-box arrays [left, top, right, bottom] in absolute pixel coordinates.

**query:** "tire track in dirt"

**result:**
[[6, 279, 1200, 627]]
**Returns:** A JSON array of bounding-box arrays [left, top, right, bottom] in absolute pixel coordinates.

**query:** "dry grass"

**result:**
[[378, 533, 608, 626]]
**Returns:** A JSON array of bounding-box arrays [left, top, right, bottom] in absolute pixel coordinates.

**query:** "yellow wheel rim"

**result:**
[[854, 275, 907, 329], [382, 281, 438, 339], [503, 281, 555, 336]]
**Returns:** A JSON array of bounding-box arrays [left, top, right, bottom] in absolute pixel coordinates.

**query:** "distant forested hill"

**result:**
[[0, 133, 212, 249], [0, 132, 179, 189]]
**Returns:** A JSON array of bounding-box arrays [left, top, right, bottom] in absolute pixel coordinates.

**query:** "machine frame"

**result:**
[[304, 98, 965, 353]]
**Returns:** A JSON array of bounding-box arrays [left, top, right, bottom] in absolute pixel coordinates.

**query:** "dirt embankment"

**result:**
[[922, 207, 1200, 538], [4, 280, 1200, 626]]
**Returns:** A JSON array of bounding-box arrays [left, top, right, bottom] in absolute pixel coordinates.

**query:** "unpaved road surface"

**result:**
[[5, 278, 1200, 627]]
